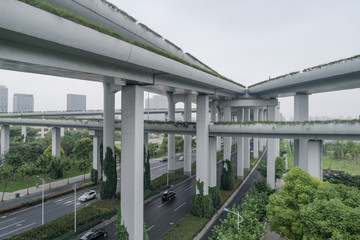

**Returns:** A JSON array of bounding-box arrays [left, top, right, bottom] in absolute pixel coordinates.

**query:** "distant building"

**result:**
[[144, 94, 167, 120], [0, 85, 8, 112], [13, 93, 34, 112], [67, 94, 86, 111]]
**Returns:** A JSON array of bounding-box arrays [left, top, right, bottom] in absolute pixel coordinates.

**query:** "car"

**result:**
[[160, 157, 168, 162], [178, 156, 184, 161], [162, 190, 176, 201], [79, 229, 107, 240], [78, 190, 96, 202]]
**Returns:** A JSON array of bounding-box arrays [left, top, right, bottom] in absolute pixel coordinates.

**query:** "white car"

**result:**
[[78, 190, 96, 202], [178, 156, 184, 161]]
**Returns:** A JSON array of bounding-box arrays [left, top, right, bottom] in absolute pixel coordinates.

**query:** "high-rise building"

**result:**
[[13, 93, 34, 112], [144, 94, 168, 120], [0, 85, 8, 112], [67, 94, 86, 111]]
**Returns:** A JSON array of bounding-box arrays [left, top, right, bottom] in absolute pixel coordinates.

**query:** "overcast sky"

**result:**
[[2, 0, 360, 120]]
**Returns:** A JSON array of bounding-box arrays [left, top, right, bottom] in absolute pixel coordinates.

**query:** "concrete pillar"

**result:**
[[209, 136, 217, 187], [121, 85, 144, 240], [144, 132, 149, 157], [103, 81, 115, 158], [1, 125, 10, 159], [60, 127, 65, 137], [267, 105, 276, 188], [89, 129, 102, 180], [244, 108, 250, 171], [216, 106, 222, 151], [196, 95, 209, 195], [21, 126, 27, 142], [166, 92, 176, 173], [223, 106, 232, 161], [258, 108, 264, 151], [253, 108, 259, 159], [294, 93, 309, 168], [307, 140, 323, 180], [275, 105, 280, 157], [184, 93, 192, 176], [236, 108, 244, 179], [52, 127, 61, 157]]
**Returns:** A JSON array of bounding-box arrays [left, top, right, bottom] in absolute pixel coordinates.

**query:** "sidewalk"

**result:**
[[0, 173, 90, 208]]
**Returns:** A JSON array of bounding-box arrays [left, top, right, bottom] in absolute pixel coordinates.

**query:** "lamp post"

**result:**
[[73, 182, 83, 232], [36, 176, 45, 225], [223, 208, 243, 230]]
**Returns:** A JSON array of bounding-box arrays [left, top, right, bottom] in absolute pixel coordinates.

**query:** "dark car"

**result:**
[[162, 190, 176, 201], [160, 157, 168, 162], [79, 229, 107, 240]]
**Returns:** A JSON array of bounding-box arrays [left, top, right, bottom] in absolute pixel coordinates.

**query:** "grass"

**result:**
[[162, 214, 210, 240], [0, 166, 90, 193], [323, 155, 360, 175]]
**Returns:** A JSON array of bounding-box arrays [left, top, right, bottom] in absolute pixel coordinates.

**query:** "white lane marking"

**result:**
[[183, 185, 193, 192], [0, 217, 16, 225], [157, 201, 169, 208], [0, 220, 25, 230], [1, 216, 7, 218], [174, 202, 186, 212], [64, 200, 72, 204], [146, 225, 155, 232], [150, 164, 167, 170], [0, 222, 36, 238], [55, 198, 65, 202]]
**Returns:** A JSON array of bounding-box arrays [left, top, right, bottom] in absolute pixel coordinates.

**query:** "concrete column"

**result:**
[[244, 108, 250, 171], [21, 126, 26, 142], [267, 105, 276, 188], [121, 85, 144, 240], [52, 127, 61, 157], [307, 140, 323, 180], [60, 127, 65, 137], [209, 136, 217, 187], [196, 95, 209, 195], [253, 108, 259, 159], [258, 108, 264, 151], [166, 92, 176, 173], [144, 132, 149, 157], [1, 125, 10, 159], [275, 105, 280, 157], [184, 93, 192, 176], [89, 130, 102, 180], [223, 106, 231, 161], [294, 93, 309, 168], [103, 81, 115, 158], [216, 106, 222, 151], [236, 108, 244, 179]]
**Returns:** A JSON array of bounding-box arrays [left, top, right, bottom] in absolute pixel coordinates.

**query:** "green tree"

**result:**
[[100, 147, 117, 199], [175, 135, 184, 152], [148, 142, 158, 158], [0, 165, 13, 202], [18, 162, 37, 195], [91, 168, 98, 184], [4, 152, 24, 180], [62, 157, 72, 184], [209, 186, 220, 210], [275, 156, 286, 179], [220, 159, 234, 191], [73, 137, 93, 160], [77, 158, 91, 180], [48, 156, 63, 180], [43, 144, 65, 158], [144, 147, 150, 191], [266, 167, 326, 239], [192, 180, 214, 218], [60, 135, 75, 155]]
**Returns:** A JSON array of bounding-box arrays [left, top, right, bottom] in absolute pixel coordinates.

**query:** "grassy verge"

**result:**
[[162, 214, 210, 240], [323, 155, 360, 174], [1, 166, 90, 193]]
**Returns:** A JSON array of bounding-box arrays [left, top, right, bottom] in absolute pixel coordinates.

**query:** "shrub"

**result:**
[[100, 147, 117, 199], [192, 180, 214, 218], [220, 159, 234, 190], [208, 186, 220, 210], [91, 168, 98, 184]]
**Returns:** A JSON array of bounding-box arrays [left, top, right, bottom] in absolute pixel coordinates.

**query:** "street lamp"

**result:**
[[73, 182, 83, 232], [36, 176, 45, 225], [223, 208, 243, 230]]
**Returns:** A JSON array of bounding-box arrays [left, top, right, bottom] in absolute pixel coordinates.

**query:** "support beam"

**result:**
[[253, 108, 259, 159], [307, 140, 323, 181], [208, 136, 217, 187], [184, 93, 192, 176], [236, 108, 244, 179], [294, 93, 309, 168], [52, 127, 61, 157], [216, 106, 222, 151], [121, 85, 144, 240], [21, 126, 26, 142], [1, 125, 10, 159], [258, 108, 264, 151], [166, 92, 176, 173], [267, 105, 276, 188], [89, 129, 102, 181], [223, 106, 231, 161], [103, 81, 115, 159], [244, 108, 250, 171], [196, 95, 209, 195]]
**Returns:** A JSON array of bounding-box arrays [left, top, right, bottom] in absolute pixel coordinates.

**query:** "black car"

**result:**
[[79, 229, 107, 240], [160, 157, 168, 162], [162, 190, 176, 201]]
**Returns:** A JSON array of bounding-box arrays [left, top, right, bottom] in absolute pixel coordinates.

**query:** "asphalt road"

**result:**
[[0, 155, 194, 239]]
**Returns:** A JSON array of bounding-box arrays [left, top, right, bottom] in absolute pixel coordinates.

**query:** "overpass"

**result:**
[[1, 0, 360, 239]]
